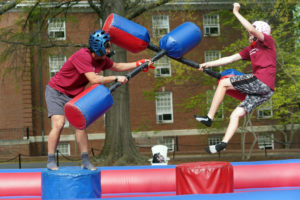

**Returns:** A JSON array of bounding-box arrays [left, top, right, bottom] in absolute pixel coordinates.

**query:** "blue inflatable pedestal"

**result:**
[[41, 167, 101, 199]]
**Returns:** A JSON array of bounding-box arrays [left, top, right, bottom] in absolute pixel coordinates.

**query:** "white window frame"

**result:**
[[205, 50, 221, 63], [57, 142, 71, 156], [158, 137, 174, 152], [208, 135, 223, 145], [152, 15, 170, 38], [203, 14, 220, 36], [205, 50, 222, 72], [154, 56, 171, 77], [48, 18, 66, 40], [156, 91, 173, 124], [258, 133, 274, 150], [49, 55, 66, 79], [257, 99, 273, 119]]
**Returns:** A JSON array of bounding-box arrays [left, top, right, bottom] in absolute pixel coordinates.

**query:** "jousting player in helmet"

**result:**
[[195, 2, 276, 154], [45, 30, 153, 170]]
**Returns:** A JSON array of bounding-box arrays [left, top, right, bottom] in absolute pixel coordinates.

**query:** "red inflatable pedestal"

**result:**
[[176, 161, 233, 195]]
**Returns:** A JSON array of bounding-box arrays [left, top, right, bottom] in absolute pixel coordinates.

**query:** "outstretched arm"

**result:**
[[233, 2, 264, 41], [111, 59, 153, 72], [199, 53, 242, 71]]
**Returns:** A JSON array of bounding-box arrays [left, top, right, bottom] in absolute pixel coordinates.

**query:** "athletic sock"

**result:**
[[194, 115, 212, 127], [47, 154, 58, 170], [81, 152, 96, 171], [205, 142, 227, 154]]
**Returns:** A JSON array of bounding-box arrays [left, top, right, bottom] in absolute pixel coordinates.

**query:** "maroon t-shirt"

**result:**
[[48, 48, 113, 97], [239, 34, 276, 90]]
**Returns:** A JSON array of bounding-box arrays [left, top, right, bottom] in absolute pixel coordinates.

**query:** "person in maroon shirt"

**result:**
[[194, 2, 276, 154], [45, 30, 152, 170]]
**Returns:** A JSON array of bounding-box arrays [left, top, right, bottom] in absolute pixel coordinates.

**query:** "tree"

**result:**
[[89, 0, 172, 165], [0, 0, 22, 15]]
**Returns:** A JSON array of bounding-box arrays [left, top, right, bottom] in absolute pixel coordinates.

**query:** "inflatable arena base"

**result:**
[[1, 159, 300, 200]]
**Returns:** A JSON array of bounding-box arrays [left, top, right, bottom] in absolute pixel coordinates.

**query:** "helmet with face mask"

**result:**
[[89, 30, 110, 56], [252, 21, 271, 35]]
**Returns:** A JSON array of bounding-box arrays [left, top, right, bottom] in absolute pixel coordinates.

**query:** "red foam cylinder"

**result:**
[[0, 172, 41, 197], [176, 162, 233, 195]]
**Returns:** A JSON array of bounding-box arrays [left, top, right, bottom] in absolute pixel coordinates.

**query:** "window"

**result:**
[[57, 143, 71, 156], [203, 14, 220, 36], [49, 55, 66, 78], [152, 15, 169, 38], [258, 133, 274, 149], [156, 92, 173, 123], [205, 50, 221, 72], [205, 50, 221, 63], [155, 56, 171, 77], [208, 136, 223, 145], [206, 88, 224, 120], [48, 18, 66, 40], [257, 99, 273, 119], [158, 137, 175, 152]]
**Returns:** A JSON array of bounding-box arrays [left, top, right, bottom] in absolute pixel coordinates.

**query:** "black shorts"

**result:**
[[230, 74, 274, 113]]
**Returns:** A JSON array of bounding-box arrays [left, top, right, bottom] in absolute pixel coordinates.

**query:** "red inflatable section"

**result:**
[[176, 162, 233, 195], [0, 172, 41, 197], [234, 163, 300, 189], [101, 168, 175, 195]]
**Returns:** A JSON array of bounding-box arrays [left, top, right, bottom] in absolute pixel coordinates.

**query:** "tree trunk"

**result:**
[[95, 0, 147, 165]]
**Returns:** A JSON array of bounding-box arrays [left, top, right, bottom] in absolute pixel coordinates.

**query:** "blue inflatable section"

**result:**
[[159, 22, 202, 58], [41, 167, 101, 199], [105, 190, 300, 200], [1, 159, 299, 173]]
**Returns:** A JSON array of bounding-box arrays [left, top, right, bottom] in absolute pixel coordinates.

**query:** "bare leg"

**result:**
[[75, 129, 89, 153], [205, 106, 246, 154], [208, 78, 235, 119], [47, 115, 65, 170], [76, 129, 96, 170], [222, 106, 246, 143], [195, 78, 235, 127]]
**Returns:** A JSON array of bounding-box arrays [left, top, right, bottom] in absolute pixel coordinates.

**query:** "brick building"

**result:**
[[0, 1, 299, 157]]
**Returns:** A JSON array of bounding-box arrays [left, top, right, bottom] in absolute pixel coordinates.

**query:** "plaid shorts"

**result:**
[[45, 85, 72, 118], [230, 74, 274, 113]]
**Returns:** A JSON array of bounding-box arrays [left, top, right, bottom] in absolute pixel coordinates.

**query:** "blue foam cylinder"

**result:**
[[64, 84, 114, 129], [41, 167, 101, 199], [159, 22, 202, 58]]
